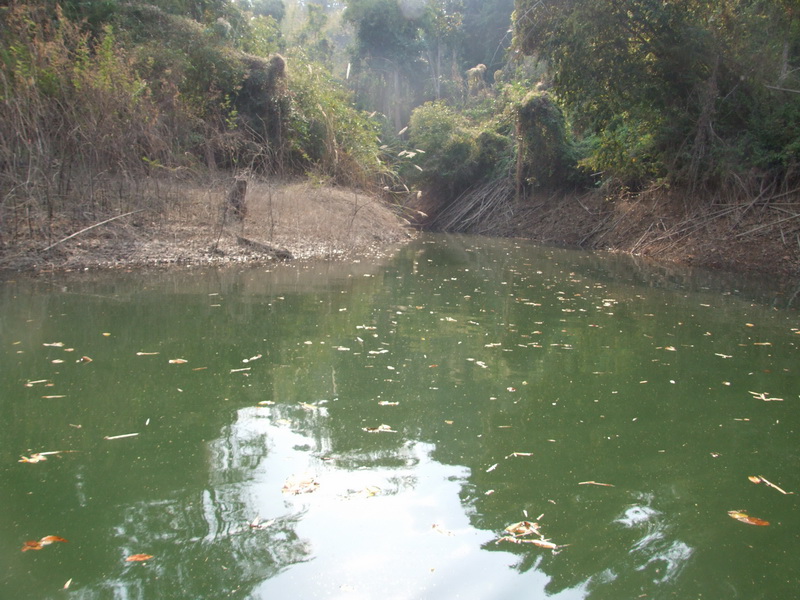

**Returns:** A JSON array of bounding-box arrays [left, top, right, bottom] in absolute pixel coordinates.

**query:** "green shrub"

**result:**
[[515, 91, 576, 191]]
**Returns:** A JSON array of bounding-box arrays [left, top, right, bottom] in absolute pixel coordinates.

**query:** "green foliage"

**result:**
[[407, 100, 514, 196], [516, 91, 575, 190], [283, 51, 386, 186], [576, 115, 662, 187], [513, 0, 800, 191]]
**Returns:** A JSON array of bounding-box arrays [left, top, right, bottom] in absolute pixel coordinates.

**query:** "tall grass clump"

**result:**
[[0, 4, 169, 242]]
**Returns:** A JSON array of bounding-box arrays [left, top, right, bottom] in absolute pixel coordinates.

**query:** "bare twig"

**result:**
[[41, 209, 146, 252]]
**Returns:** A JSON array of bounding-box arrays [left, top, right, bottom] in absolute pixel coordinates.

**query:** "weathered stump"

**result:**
[[227, 179, 248, 221]]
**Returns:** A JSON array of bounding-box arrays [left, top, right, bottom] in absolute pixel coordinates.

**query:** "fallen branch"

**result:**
[[736, 212, 800, 238], [42, 209, 147, 253]]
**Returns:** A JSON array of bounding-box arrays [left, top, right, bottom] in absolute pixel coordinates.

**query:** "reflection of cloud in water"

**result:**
[[615, 499, 694, 584]]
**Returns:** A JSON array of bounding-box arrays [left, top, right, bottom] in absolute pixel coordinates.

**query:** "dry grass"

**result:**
[[0, 178, 414, 272]]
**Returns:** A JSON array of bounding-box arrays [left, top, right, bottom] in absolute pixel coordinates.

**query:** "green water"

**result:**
[[1, 234, 798, 599]]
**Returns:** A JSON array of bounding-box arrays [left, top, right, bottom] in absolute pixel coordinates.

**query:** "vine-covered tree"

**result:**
[[514, 0, 800, 192]]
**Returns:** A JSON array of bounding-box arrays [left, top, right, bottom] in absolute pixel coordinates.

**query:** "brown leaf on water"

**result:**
[[125, 554, 154, 562], [169, 358, 188, 364], [40, 535, 68, 545], [21, 535, 68, 551], [748, 475, 762, 484], [728, 510, 770, 526], [21, 540, 42, 551]]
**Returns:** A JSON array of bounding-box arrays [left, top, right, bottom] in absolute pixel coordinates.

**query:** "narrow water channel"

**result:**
[[1, 234, 798, 599]]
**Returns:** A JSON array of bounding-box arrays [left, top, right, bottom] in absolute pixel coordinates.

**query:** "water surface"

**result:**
[[1, 235, 798, 599]]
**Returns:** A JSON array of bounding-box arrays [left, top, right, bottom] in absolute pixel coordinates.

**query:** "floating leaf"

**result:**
[[40, 535, 68, 545], [136, 352, 160, 356], [728, 510, 770, 526], [169, 358, 188, 364], [21, 540, 42, 552], [578, 481, 615, 487], [362, 424, 396, 433], [21, 535, 68, 551], [19, 450, 67, 463], [282, 473, 319, 495], [125, 554, 154, 562], [43, 342, 65, 347], [378, 401, 399, 406], [748, 475, 793, 495]]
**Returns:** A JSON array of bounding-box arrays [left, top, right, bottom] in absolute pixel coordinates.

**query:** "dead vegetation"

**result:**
[[411, 178, 800, 278], [514, 188, 800, 277], [0, 178, 414, 272]]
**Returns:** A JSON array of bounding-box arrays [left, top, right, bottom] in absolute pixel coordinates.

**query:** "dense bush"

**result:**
[[407, 100, 514, 198]]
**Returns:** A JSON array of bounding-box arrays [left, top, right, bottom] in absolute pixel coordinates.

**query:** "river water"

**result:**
[[1, 234, 798, 599]]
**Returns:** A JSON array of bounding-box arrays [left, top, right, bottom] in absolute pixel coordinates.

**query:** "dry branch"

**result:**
[[41, 209, 146, 252]]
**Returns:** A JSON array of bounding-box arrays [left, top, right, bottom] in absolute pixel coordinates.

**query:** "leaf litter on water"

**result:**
[[125, 554, 154, 562], [748, 475, 793, 495], [21, 535, 68, 551], [282, 473, 319, 495], [362, 424, 396, 433], [728, 511, 770, 526], [19, 450, 71, 463], [495, 519, 567, 552]]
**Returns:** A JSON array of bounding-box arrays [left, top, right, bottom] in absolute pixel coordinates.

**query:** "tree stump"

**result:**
[[227, 179, 248, 221]]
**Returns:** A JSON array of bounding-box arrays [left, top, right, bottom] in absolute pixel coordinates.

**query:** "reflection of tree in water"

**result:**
[[82, 413, 314, 599], [479, 491, 694, 598]]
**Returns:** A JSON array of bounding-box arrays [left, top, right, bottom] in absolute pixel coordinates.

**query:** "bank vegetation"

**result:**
[[1, 1, 798, 276]]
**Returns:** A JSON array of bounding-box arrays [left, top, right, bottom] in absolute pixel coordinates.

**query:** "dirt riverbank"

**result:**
[[1, 178, 798, 280], [486, 188, 800, 280], [0, 180, 415, 273]]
